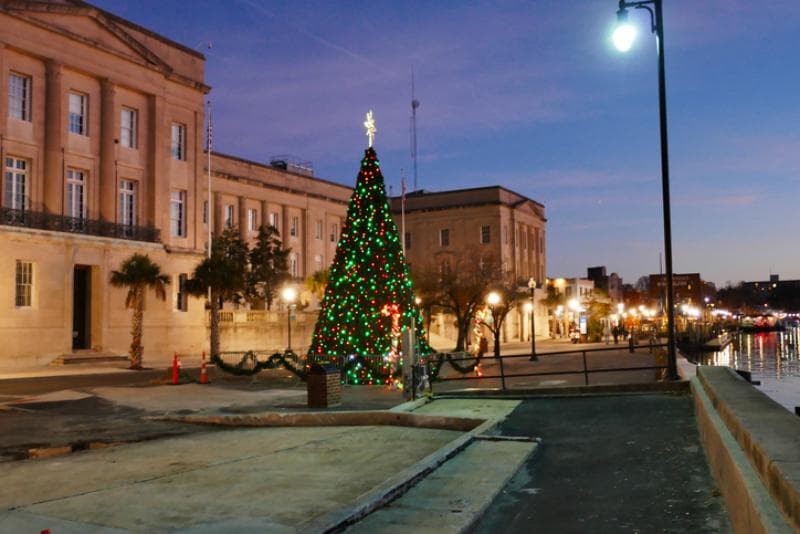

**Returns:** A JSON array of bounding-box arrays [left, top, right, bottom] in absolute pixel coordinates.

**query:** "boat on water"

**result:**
[[738, 314, 785, 333]]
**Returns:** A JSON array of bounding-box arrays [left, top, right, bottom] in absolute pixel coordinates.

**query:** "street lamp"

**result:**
[[281, 286, 297, 352], [528, 278, 538, 361], [612, 0, 678, 380], [485, 291, 506, 389]]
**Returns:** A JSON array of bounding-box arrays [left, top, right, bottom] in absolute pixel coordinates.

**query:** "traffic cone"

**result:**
[[172, 352, 179, 385], [200, 351, 208, 384]]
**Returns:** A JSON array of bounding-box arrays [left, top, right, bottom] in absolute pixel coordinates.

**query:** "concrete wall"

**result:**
[[692, 367, 798, 533]]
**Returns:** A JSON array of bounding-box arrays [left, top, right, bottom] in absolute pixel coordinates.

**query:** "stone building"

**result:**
[[0, 1, 349, 366], [389, 186, 549, 346]]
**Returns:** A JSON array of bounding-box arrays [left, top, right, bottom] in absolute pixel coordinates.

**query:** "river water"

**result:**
[[702, 328, 800, 413]]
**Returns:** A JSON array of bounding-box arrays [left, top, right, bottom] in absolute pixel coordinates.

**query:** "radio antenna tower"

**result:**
[[410, 68, 420, 191]]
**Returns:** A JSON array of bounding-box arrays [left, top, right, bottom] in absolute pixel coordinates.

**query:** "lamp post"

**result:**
[[485, 291, 506, 389], [612, 0, 678, 380], [528, 278, 538, 361], [281, 286, 297, 352]]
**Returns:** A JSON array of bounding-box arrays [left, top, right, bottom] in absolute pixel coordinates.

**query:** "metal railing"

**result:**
[[424, 343, 670, 391], [0, 207, 160, 243]]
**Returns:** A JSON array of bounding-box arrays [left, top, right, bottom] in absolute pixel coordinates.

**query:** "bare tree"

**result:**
[[412, 248, 504, 351]]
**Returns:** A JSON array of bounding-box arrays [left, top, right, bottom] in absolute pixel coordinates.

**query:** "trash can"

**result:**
[[307, 363, 341, 408]]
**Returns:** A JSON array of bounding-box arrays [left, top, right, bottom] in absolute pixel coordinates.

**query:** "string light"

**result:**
[[308, 147, 431, 383]]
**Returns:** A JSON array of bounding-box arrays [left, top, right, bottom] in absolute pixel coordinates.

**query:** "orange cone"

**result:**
[[172, 352, 179, 385], [200, 351, 208, 384]]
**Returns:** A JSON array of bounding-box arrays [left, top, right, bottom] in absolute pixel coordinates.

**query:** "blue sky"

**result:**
[[95, 0, 800, 286]]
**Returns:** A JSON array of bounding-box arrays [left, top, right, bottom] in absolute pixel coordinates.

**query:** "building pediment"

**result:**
[[0, 1, 207, 89], [510, 198, 546, 221], [4, 2, 171, 70]]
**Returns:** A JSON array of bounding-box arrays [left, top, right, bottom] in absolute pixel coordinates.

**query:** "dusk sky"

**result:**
[[95, 0, 800, 286]]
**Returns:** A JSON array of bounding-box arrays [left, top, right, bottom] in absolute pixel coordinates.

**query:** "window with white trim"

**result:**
[[248, 208, 258, 232], [480, 225, 491, 244], [4, 156, 28, 210], [66, 168, 86, 219], [171, 123, 186, 160], [290, 216, 298, 237], [15, 260, 32, 307], [202, 200, 208, 224], [68, 92, 87, 135], [330, 223, 338, 243], [270, 211, 280, 231], [175, 273, 188, 312], [170, 190, 186, 237], [440, 228, 450, 247], [315, 219, 323, 239], [120, 107, 137, 148], [290, 253, 298, 278], [9, 73, 31, 121], [119, 180, 136, 226], [224, 205, 234, 228]]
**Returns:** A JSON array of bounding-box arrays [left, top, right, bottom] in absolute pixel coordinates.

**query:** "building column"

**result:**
[[260, 200, 269, 228], [238, 196, 247, 239], [44, 60, 65, 215], [213, 192, 222, 236], [146, 94, 167, 229], [99, 78, 117, 222]]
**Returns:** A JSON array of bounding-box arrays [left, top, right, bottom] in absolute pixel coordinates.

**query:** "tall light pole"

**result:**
[[281, 286, 297, 352], [528, 278, 538, 361], [612, 0, 678, 380]]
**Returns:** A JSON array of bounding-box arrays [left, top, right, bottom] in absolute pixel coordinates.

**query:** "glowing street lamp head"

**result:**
[[281, 286, 297, 303], [486, 292, 501, 306], [612, 9, 637, 52]]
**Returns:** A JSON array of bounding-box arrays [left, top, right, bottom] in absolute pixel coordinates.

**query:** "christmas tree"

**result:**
[[308, 112, 431, 384]]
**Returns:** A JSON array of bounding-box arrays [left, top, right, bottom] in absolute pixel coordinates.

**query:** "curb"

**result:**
[[305, 417, 500, 533]]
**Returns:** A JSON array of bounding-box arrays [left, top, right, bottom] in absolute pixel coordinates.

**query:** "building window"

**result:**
[[404, 231, 411, 250], [503, 225, 508, 245], [68, 92, 87, 135], [224, 205, 234, 228], [66, 168, 86, 219], [119, 179, 136, 226], [290, 254, 298, 278], [171, 123, 186, 160], [290, 216, 298, 237], [440, 228, 450, 247], [170, 190, 186, 237], [4, 156, 28, 210], [248, 208, 258, 232], [120, 107, 137, 148], [315, 219, 323, 240], [202, 200, 208, 224], [175, 273, 188, 312], [330, 223, 338, 242], [270, 212, 280, 231], [9, 73, 31, 121], [314, 254, 323, 270], [480, 225, 491, 244], [15, 260, 33, 307]]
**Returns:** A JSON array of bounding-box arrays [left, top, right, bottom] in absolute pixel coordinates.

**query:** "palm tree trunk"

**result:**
[[210, 290, 221, 357], [130, 285, 144, 369]]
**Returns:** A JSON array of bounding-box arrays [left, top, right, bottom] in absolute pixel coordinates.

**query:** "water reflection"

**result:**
[[702, 327, 800, 412]]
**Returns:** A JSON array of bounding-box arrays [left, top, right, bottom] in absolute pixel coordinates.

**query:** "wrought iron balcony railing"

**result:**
[[0, 207, 160, 243]]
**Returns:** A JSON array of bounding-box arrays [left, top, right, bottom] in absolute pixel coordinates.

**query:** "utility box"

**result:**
[[307, 363, 341, 408]]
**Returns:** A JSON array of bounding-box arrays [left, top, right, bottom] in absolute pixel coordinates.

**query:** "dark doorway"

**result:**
[[72, 266, 91, 350]]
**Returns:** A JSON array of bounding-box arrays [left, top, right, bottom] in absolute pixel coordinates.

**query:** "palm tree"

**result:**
[[110, 254, 169, 369]]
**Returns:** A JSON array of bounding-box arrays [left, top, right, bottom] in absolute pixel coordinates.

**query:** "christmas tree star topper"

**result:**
[[364, 110, 376, 148]]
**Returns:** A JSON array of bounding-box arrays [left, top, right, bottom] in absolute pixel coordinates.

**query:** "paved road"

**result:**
[[474, 394, 731, 533]]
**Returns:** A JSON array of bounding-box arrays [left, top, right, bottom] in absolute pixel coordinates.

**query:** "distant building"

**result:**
[[587, 266, 623, 303], [648, 273, 715, 308], [390, 186, 547, 284], [741, 275, 800, 294]]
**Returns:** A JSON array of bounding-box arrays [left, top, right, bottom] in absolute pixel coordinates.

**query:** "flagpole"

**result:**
[[401, 169, 406, 256], [207, 99, 212, 259]]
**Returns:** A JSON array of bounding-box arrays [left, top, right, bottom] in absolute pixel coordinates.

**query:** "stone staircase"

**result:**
[[50, 350, 129, 366]]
